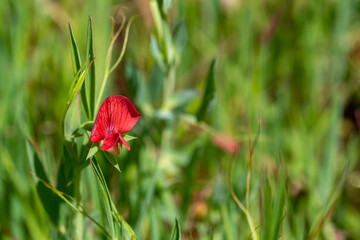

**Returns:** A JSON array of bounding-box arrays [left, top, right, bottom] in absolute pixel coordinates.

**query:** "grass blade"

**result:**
[[196, 59, 216, 121], [173, 19, 187, 61], [69, 23, 82, 73], [307, 165, 349, 240], [86, 16, 96, 119], [103, 151, 121, 173], [86, 145, 99, 160], [170, 218, 181, 240], [64, 94, 81, 141], [69, 22, 90, 120], [31, 172, 112, 238], [65, 58, 94, 115], [90, 157, 116, 237]]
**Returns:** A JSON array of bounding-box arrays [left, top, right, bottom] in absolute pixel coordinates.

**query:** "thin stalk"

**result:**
[[90, 158, 137, 240], [31, 172, 112, 238], [96, 15, 135, 112], [163, 66, 176, 105], [108, 16, 136, 75], [74, 170, 83, 240], [95, 13, 125, 111], [227, 153, 258, 240], [246, 121, 260, 210], [246, 160, 252, 210], [134, 157, 160, 235]]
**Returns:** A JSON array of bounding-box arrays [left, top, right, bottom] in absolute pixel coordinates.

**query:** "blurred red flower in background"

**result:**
[[212, 133, 239, 154], [90, 96, 141, 155]]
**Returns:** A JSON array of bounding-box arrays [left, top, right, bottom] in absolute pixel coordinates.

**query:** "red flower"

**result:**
[[212, 133, 239, 154], [90, 96, 141, 155]]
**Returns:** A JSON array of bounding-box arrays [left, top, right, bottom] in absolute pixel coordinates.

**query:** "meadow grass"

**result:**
[[1, 0, 360, 239]]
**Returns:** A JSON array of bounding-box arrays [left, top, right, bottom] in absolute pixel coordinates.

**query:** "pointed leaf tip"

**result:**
[[87, 145, 99, 160], [170, 217, 181, 240], [196, 59, 216, 121]]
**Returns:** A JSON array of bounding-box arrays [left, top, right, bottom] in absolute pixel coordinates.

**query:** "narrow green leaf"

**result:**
[[196, 59, 216, 121], [270, 173, 286, 240], [69, 22, 90, 120], [166, 89, 197, 111], [86, 145, 99, 160], [149, 64, 165, 102], [103, 151, 121, 172], [150, 207, 160, 240], [86, 16, 96, 119], [308, 165, 349, 240], [90, 158, 116, 237], [26, 140, 59, 225], [135, 151, 159, 235], [65, 58, 94, 115], [221, 204, 236, 240], [149, 0, 163, 43], [64, 94, 81, 141], [170, 218, 181, 240], [66, 59, 89, 103], [260, 171, 272, 239], [32, 172, 112, 238], [69, 23, 82, 73], [80, 121, 94, 132], [90, 158, 134, 239], [150, 34, 166, 70], [173, 20, 187, 58], [123, 135, 137, 142], [162, 20, 174, 65], [121, 218, 137, 240], [125, 62, 150, 105], [162, 0, 174, 13]]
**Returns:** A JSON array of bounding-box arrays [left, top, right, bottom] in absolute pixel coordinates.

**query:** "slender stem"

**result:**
[[108, 16, 136, 75], [31, 172, 112, 238], [95, 14, 125, 111], [246, 139, 252, 210], [73, 170, 84, 240], [134, 157, 159, 234], [96, 72, 109, 111], [163, 66, 176, 105], [227, 154, 259, 240], [90, 158, 137, 240], [96, 15, 135, 112], [246, 121, 261, 209]]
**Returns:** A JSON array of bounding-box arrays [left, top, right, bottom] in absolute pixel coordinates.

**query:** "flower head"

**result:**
[[90, 96, 141, 155]]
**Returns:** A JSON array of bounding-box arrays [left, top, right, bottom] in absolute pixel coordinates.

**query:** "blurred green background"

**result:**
[[1, 0, 360, 239]]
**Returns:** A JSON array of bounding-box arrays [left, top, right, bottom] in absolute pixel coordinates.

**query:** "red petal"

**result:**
[[90, 100, 110, 143], [100, 132, 120, 151], [90, 96, 141, 143], [119, 135, 130, 150], [108, 96, 141, 134]]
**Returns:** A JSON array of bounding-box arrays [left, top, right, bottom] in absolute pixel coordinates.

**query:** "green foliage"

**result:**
[[64, 94, 81, 141], [69, 23, 90, 120], [170, 218, 181, 240], [86, 17, 96, 120], [197, 59, 216, 121], [86, 144, 99, 160], [1, 0, 360, 239]]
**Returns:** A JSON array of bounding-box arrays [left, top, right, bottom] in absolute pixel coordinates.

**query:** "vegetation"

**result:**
[[1, 0, 360, 239]]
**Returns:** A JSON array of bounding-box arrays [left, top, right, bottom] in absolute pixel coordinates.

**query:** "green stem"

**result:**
[[95, 15, 134, 112], [163, 66, 176, 105], [74, 170, 83, 240], [134, 158, 159, 235], [227, 154, 258, 240], [31, 172, 112, 238]]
